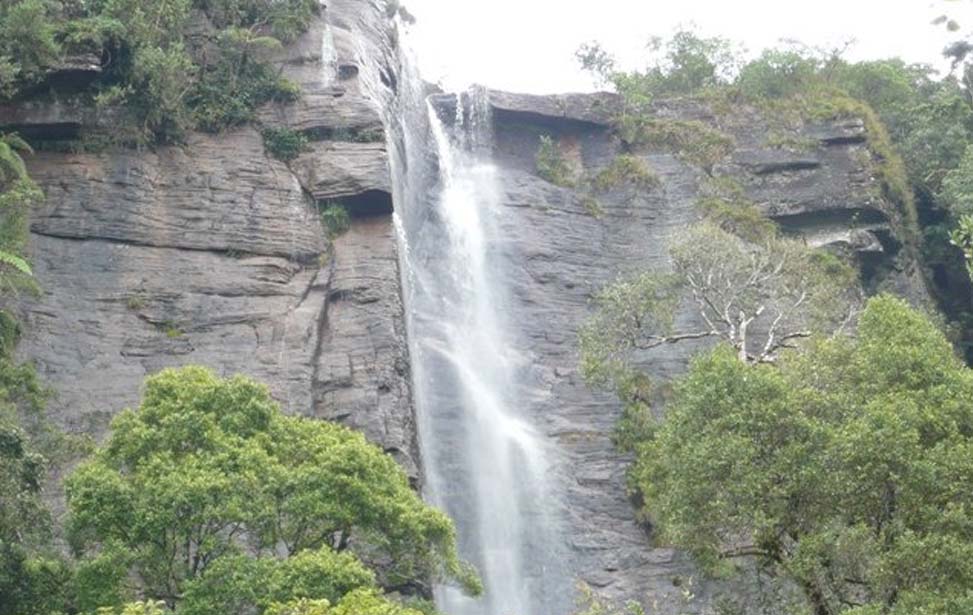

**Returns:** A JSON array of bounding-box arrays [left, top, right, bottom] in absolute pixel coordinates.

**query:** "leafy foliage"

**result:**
[[0, 133, 40, 296], [578, 30, 737, 105], [95, 601, 168, 615], [189, 27, 298, 134], [66, 366, 480, 611], [572, 582, 645, 615], [619, 118, 734, 174], [320, 202, 351, 239], [0, 0, 318, 142], [696, 177, 777, 242], [0, 0, 61, 96], [629, 295, 973, 614], [535, 135, 576, 187], [0, 419, 71, 615], [264, 588, 426, 615], [0, 124, 65, 615], [590, 154, 659, 193], [950, 214, 973, 279], [262, 126, 309, 162]]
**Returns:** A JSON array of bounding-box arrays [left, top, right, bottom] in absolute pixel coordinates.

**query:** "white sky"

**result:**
[[403, 0, 973, 94]]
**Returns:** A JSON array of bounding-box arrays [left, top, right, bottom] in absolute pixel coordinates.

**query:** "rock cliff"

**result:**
[[1, 1, 936, 612], [434, 87, 933, 610], [4, 0, 418, 479]]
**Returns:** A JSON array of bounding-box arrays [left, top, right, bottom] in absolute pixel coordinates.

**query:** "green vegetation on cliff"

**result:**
[[0, 126, 66, 615], [580, 27, 973, 350], [0, 0, 317, 142]]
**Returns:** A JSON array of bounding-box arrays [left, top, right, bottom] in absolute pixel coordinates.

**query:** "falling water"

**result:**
[[390, 50, 574, 613]]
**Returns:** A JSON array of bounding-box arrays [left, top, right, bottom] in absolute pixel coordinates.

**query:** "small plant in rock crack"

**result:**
[[126, 295, 147, 311], [536, 135, 577, 187], [320, 202, 351, 238]]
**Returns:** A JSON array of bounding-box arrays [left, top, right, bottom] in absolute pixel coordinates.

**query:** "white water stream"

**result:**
[[391, 71, 573, 613]]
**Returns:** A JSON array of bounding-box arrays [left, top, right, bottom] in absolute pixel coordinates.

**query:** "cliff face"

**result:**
[[3, 1, 936, 612], [458, 90, 933, 610], [6, 0, 419, 478]]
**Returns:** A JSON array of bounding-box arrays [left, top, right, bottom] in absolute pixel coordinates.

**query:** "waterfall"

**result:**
[[389, 46, 574, 615]]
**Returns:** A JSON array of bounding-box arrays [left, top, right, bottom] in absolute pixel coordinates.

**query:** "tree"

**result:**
[[263, 589, 426, 615], [66, 366, 480, 612], [628, 295, 973, 615], [577, 29, 737, 98], [0, 420, 72, 615], [580, 222, 856, 402]]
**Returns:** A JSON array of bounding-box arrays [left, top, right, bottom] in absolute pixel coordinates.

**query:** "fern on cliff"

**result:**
[[0, 133, 31, 184]]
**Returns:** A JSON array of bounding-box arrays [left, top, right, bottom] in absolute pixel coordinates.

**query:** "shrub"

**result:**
[[189, 28, 294, 133], [696, 177, 777, 242], [580, 194, 605, 218], [262, 126, 309, 161], [320, 203, 351, 238], [622, 119, 734, 174], [535, 135, 576, 187], [0, 0, 61, 90], [590, 154, 659, 192], [736, 48, 821, 100], [126, 44, 197, 142]]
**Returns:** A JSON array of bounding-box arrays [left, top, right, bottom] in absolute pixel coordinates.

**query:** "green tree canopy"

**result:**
[[66, 366, 480, 613], [629, 295, 973, 615]]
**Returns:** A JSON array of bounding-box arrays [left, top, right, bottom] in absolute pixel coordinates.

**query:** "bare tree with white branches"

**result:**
[[580, 222, 858, 395]]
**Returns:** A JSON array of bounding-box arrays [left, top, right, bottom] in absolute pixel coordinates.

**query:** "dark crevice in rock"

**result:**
[[819, 134, 868, 146], [303, 126, 385, 142], [772, 207, 888, 232], [0, 103, 124, 141], [747, 159, 821, 175], [2, 121, 83, 141], [309, 257, 337, 416], [491, 108, 608, 134], [338, 64, 359, 80], [430, 92, 610, 135], [379, 67, 397, 93], [338, 190, 394, 218]]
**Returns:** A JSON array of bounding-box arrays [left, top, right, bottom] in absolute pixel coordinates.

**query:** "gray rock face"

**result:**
[[292, 141, 391, 201], [12, 1, 417, 479], [28, 129, 324, 261], [474, 89, 934, 612]]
